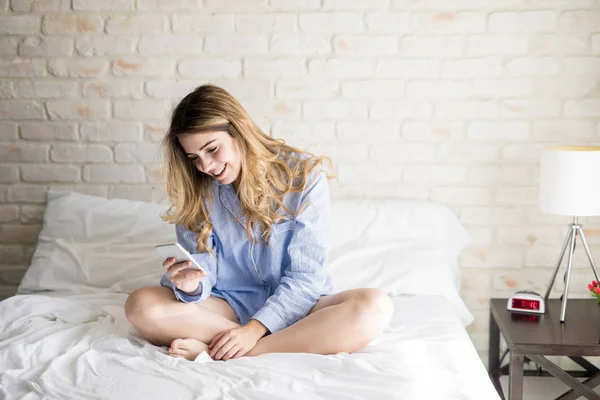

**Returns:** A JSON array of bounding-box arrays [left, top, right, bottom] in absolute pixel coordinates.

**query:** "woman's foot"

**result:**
[[168, 338, 210, 361]]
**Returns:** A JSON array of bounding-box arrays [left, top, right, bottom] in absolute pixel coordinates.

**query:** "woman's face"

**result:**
[[178, 131, 242, 186]]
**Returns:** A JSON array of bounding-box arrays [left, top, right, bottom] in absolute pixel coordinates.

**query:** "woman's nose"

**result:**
[[198, 157, 213, 173]]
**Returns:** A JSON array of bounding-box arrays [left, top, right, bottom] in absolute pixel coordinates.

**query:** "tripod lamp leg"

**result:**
[[560, 228, 577, 323]]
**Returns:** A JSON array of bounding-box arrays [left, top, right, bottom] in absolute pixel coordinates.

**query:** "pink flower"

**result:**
[[595, 287, 600, 294], [590, 284, 595, 291], [593, 280, 599, 287]]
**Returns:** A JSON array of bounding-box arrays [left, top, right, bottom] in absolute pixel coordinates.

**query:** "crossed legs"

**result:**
[[125, 286, 393, 360]]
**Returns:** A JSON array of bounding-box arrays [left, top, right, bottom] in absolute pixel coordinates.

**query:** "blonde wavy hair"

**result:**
[[160, 84, 334, 254]]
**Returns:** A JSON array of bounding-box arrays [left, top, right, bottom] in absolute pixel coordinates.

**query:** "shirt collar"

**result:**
[[218, 182, 247, 228]]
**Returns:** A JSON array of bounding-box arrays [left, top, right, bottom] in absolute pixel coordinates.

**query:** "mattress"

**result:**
[[0, 292, 500, 400]]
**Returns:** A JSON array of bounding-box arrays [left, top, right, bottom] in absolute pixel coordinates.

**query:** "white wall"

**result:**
[[1, 0, 600, 363]]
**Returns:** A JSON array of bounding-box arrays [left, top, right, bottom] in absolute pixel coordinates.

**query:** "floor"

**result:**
[[499, 376, 600, 399]]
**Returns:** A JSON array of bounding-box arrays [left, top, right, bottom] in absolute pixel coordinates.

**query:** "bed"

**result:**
[[0, 190, 501, 400]]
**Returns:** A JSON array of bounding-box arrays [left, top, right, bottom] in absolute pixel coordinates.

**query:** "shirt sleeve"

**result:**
[[251, 171, 331, 333], [160, 223, 219, 304]]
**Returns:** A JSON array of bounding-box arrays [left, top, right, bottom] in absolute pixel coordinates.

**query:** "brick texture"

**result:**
[[0, 1, 599, 367]]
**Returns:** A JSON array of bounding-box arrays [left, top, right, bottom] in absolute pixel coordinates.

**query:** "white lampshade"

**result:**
[[540, 146, 600, 217]]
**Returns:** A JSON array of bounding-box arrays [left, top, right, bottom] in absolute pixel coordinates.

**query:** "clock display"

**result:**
[[511, 298, 540, 310]]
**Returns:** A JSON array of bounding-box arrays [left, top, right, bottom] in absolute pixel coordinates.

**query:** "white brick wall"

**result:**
[[1, 0, 599, 366]]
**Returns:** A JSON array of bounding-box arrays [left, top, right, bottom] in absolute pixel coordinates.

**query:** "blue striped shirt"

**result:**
[[160, 170, 333, 334]]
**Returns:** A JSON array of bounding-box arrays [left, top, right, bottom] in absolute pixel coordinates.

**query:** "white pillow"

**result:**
[[328, 200, 470, 291], [326, 199, 473, 325], [326, 242, 473, 325], [17, 190, 172, 295]]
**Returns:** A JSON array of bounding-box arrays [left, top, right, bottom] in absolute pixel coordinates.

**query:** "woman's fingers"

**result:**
[[214, 340, 236, 360], [163, 258, 192, 273], [182, 270, 204, 280], [209, 332, 225, 350], [163, 258, 206, 283], [166, 261, 192, 278], [231, 348, 246, 359], [221, 345, 241, 361], [210, 333, 231, 357], [196, 269, 207, 278]]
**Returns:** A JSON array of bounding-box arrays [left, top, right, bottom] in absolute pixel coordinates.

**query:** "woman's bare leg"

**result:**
[[125, 286, 240, 357], [246, 288, 393, 357], [125, 287, 392, 360]]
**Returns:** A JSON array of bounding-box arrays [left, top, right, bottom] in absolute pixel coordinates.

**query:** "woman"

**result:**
[[125, 84, 393, 361]]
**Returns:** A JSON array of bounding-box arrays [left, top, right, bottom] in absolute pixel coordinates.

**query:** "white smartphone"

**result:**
[[155, 242, 206, 274]]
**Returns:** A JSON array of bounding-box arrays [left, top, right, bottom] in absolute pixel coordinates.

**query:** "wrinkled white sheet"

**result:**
[[0, 293, 500, 400]]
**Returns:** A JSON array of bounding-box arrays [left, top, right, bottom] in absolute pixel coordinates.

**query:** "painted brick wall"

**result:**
[[1, 0, 600, 363]]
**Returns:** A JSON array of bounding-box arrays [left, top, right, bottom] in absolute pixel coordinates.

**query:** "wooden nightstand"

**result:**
[[488, 298, 600, 400]]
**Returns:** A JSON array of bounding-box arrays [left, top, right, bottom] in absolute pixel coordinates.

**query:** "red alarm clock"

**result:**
[[507, 291, 545, 314]]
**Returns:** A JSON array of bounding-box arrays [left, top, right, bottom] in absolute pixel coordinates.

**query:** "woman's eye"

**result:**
[[208, 147, 217, 153]]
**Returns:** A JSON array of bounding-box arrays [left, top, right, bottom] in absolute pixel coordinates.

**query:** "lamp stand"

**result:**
[[544, 217, 600, 323]]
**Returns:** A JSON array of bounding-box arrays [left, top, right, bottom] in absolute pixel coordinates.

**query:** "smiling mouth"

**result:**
[[213, 164, 227, 178]]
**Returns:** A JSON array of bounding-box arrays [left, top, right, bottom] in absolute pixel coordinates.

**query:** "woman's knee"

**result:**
[[125, 286, 173, 325], [350, 288, 394, 326]]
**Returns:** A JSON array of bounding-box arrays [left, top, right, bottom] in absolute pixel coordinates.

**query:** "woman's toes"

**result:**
[[170, 338, 184, 350], [169, 346, 188, 356], [181, 338, 208, 352], [168, 338, 209, 361]]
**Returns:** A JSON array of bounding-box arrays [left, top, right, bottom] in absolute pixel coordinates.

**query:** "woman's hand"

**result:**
[[163, 257, 207, 293], [208, 320, 268, 360]]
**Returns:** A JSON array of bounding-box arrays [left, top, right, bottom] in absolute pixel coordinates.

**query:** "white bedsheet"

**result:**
[[0, 292, 500, 400]]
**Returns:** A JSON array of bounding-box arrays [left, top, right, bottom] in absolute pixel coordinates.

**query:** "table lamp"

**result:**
[[540, 146, 600, 323]]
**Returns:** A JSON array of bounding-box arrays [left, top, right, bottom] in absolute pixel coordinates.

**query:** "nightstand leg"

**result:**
[[489, 312, 503, 398], [509, 352, 524, 400]]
